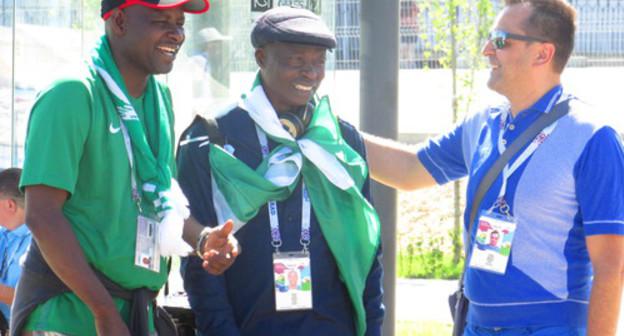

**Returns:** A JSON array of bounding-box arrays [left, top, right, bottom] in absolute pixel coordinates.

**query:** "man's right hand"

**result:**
[[94, 309, 131, 336], [199, 220, 240, 275], [25, 185, 127, 336]]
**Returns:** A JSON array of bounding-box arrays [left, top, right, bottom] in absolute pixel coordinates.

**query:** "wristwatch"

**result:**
[[195, 227, 213, 258]]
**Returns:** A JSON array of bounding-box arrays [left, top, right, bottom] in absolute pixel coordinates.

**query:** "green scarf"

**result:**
[[209, 78, 381, 336], [91, 35, 173, 218]]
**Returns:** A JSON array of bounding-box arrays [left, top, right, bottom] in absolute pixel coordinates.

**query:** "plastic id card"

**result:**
[[273, 251, 313, 311], [468, 211, 517, 274], [134, 215, 161, 273]]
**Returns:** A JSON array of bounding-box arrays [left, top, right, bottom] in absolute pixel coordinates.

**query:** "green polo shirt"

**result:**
[[20, 66, 174, 335]]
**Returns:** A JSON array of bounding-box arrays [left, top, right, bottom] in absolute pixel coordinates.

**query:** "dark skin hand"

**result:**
[[183, 218, 240, 274], [200, 220, 240, 274], [25, 187, 240, 336], [25, 185, 131, 336]]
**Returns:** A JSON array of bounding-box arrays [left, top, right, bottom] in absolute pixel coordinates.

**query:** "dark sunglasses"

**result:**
[[488, 29, 548, 49]]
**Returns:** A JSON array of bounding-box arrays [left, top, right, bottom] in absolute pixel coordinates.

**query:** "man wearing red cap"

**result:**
[[13, 1, 238, 335]]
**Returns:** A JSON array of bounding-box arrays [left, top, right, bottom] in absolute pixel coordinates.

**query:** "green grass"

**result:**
[[397, 320, 453, 336], [397, 251, 463, 279]]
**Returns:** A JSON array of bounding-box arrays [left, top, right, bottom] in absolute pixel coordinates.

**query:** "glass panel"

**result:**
[[167, 0, 338, 136], [13, 0, 101, 166], [0, 0, 13, 168], [167, 0, 236, 134]]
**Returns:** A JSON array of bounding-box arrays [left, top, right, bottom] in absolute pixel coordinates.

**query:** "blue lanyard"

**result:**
[[255, 126, 312, 253], [490, 88, 563, 216]]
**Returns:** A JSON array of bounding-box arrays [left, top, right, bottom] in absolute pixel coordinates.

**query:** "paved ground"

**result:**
[[395, 279, 624, 335], [160, 263, 458, 323], [395, 279, 456, 323], [162, 271, 624, 334], [160, 273, 458, 324]]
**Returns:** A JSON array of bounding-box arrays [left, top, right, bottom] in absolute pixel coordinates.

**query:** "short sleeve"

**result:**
[[418, 122, 468, 184], [20, 79, 92, 195], [574, 126, 624, 236]]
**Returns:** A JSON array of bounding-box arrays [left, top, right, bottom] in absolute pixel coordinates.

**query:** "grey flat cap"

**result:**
[[251, 6, 337, 49]]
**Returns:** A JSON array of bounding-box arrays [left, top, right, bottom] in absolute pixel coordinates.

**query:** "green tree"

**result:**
[[420, 0, 495, 264]]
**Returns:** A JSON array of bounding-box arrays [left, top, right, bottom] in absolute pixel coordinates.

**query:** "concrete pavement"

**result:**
[[396, 279, 624, 335], [162, 266, 624, 334], [396, 279, 455, 323]]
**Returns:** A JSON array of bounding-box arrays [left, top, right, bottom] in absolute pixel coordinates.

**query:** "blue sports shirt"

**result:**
[[0, 224, 32, 321], [419, 86, 624, 327]]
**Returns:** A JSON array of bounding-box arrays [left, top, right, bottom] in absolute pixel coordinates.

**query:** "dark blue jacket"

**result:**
[[176, 106, 384, 336]]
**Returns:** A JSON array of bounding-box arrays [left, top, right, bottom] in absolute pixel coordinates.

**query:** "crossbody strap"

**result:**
[[459, 98, 571, 285]]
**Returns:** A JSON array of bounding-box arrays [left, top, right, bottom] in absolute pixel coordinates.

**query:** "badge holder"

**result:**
[[468, 200, 517, 274], [135, 211, 161, 273], [258, 128, 314, 311], [273, 249, 313, 311], [272, 194, 314, 311]]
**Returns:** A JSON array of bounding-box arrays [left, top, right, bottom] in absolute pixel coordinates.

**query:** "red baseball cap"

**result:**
[[101, 0, 210, 20]]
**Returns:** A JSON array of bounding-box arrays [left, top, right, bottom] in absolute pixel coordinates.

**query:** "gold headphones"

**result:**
[[279, 102, 313, 138]]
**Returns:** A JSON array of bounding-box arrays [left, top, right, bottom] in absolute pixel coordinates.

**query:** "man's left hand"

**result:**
[[200, 220, 240, 275]]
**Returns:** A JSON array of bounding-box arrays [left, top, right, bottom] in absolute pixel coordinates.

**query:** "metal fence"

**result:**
[[0, 0, 81, 28], [2, 0, 624, 167], [335, 0, 624, 70], [4, 0, 624, 71], [571, 0, 624, 65], [227, 0, 337, 72]]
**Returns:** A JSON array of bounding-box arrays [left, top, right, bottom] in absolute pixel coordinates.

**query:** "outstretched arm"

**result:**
[[25, 185, 130, 336], [362, 133, 436, 191]]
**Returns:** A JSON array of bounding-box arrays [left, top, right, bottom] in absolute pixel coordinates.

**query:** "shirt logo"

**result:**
[[109, 122, 121, 134]]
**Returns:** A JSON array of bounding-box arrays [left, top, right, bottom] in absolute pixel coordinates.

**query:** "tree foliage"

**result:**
[[419, 0, 495, 264]]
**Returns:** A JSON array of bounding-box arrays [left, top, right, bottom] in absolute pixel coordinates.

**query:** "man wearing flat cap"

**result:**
[[13, 0, 239, 335], [177, 6, 384, 336]]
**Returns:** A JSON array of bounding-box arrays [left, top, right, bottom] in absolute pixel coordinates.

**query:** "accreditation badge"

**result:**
[[468, 211, 517, 274], [135, 215, 161, 273], [273, 251, 313, 311]]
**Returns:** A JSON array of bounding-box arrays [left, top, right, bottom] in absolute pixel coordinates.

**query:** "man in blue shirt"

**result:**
[[363, 0, 624, 335], [0, 168, 32, 329], [177, 6, 384, 336]]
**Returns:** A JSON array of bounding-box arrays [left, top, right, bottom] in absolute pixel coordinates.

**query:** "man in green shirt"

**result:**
[[14, 1, 238, 335]]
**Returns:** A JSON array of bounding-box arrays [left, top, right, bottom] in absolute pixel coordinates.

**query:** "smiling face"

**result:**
[[256, 42, 326, 114], [482, 4, 537, 98], [111, 5, 186, 82]]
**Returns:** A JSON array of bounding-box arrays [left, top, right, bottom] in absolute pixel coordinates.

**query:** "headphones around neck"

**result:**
[[279, 101, 314, 138]]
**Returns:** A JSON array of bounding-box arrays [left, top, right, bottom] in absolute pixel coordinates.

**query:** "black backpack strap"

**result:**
[[198, 116, 225, 147], [177, 115, 225, 152]]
